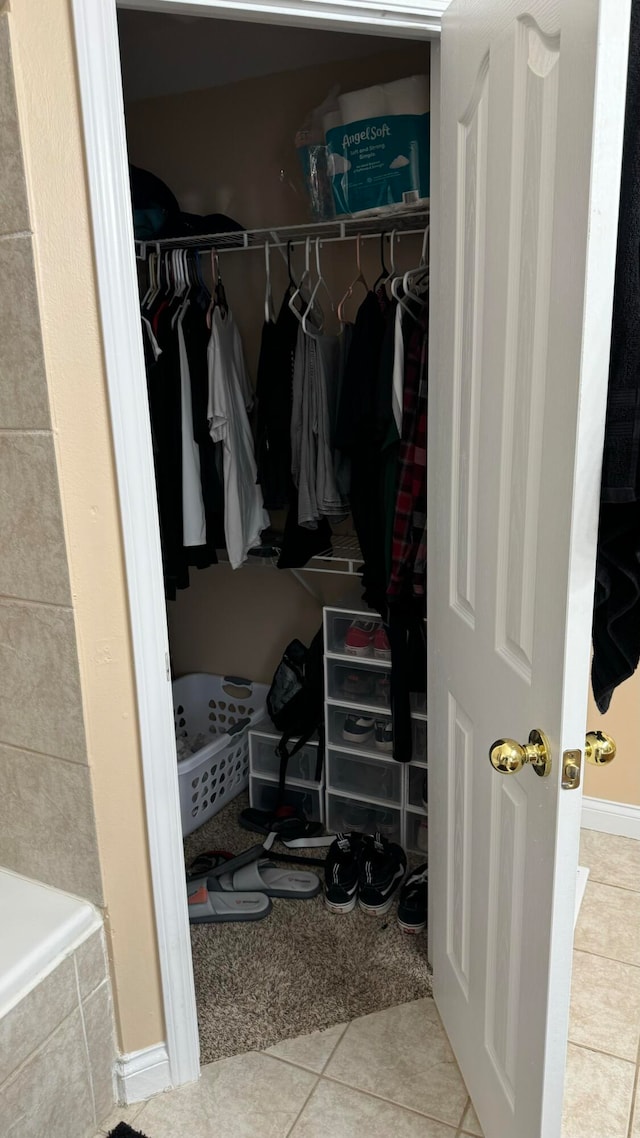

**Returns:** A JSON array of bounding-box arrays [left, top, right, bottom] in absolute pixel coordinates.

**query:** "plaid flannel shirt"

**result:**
[[387, 302, 428, 600]]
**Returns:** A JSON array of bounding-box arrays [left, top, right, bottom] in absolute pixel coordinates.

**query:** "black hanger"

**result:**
[[287, 240, 298, 291], [373, 232, 390, 292]]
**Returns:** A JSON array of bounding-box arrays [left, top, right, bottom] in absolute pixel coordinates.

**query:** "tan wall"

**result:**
[[7, 0, 164, 1053], [128, 43, 429, 679], [0, 9, 102, 904], [584, 670, 640, 807]]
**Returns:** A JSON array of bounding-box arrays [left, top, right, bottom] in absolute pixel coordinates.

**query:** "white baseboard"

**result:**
[[581, 796, 640, 840], [115, 1042, 173, 1104]]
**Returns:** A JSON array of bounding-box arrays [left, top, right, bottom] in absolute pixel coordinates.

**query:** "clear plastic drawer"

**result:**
[[249, 776, 323, 823], [326, 658, 391, 712], [407, 765, 428, 810], [324, 607, 389, 661], [326, 705, 427, 762], [326, 792, 402, 842], [327, 748, 403, 804], [405, 811, 429, 856], [249, 730, 319, 783]]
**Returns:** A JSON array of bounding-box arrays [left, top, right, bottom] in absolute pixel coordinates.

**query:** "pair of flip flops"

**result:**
[[187, 843, 321, 924]]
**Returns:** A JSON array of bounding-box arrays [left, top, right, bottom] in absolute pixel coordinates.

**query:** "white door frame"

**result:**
[[71, 0, 444, 1092]]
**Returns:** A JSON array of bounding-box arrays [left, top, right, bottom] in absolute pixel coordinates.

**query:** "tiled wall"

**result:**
[[0, 11, 103, 904], [0, 929, 115, 1138]]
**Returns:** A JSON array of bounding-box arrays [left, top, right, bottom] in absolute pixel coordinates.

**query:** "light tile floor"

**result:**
[[95, 828, 640, 1138], [96, 1000, 482, 1138], [562, 828, 640, 1138]]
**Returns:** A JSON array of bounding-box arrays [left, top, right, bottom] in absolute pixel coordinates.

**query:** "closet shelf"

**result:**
[[135, 206, 429, 257], [215, 532, 364, 575]]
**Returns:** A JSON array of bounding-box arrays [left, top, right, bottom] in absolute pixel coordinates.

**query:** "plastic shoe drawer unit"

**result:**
[[250, 775, 323, 823], [405, 810, 428, 856], [326, 792, 402, 843], [323, 608, 388, 661], [249, 729, 319, 783], [327, 748, 403, 804], [327, 705, 427, 763], [326, 658, 391, 713], [407, 765, 428, 810]]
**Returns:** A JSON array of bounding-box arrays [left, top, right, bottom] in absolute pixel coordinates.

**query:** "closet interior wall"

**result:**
[[124, 37, 430, 681]]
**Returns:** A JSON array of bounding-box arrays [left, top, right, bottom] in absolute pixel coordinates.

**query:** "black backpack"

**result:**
[[267, 628, 325, 804]]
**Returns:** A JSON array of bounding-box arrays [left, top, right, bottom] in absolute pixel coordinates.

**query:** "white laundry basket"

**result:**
[[173, 673, 269, 836]]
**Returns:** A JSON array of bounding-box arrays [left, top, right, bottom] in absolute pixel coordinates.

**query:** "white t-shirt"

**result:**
[[177, 302, 207, 547], [207, 307, 268, 568]]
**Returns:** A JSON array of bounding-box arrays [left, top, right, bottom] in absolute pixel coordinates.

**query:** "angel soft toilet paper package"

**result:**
[[326, 74, 429, 217]]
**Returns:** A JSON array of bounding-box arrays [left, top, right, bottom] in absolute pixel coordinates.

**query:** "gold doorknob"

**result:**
[[585, 731, 616, 766], [489, 729, 552, 778]]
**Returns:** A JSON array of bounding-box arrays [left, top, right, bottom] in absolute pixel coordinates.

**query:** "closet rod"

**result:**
[[134, 206, 429, 259]]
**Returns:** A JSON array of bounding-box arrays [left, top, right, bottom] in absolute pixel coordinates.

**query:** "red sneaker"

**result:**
[[344, 620, 377, 657], [373, 626, 391, 660]]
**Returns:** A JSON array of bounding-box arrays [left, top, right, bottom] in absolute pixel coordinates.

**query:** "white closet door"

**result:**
[[429, 1, 630, 1135]]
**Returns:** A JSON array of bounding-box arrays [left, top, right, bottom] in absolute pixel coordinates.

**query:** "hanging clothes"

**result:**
[[387, 299, 429, 601], [255, 288, 299, 511], [335, 288, 391, 613], [592, 0, 640, 711], [386, 299, 429, 763], [207, 305, 269, 568], [291, 321, 347, 529], [182, 297, 225, 552], [177, 302, 207, 548]]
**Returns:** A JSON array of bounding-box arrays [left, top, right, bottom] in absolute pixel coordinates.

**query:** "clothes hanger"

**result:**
[[286, 240, 298, 292], [206, 248, 219, 329], [194, 251, 210, 306], [337, 234, 369, 323], [264, 240, 275, 324], [372, 232, 390, 293], [140, 251, 157, 310], [402, 224, 430, 307], [288, 237, 312, 324], [302, 238, 333, 335], [391, 228, 426, 320]]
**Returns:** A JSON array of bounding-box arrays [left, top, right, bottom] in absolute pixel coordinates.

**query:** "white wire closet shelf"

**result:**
[[134, 205, 429, 257], [221, 530, 363, 575]]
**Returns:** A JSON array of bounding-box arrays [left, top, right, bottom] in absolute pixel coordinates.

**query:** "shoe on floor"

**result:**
[[342, 714, 376, 744], [324, 832, 363, 913], [397, 863, 428, 933], [373, 626, 391, 660], [344, 620, 377, 657], [374, 720, 393, 752], [358, 832, 407, 916]]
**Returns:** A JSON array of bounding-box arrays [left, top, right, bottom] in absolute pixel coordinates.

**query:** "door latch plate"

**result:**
[[562, 749, 582, 790]]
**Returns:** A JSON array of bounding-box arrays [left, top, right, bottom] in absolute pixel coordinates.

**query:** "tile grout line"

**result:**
[[625, 1031, 640, 1138], [320, 1069, 462, 1129], [280, 1022, 350, 1137], [572, 945, 640, 968], [73, 955, 98, 1129], [456, 1095, 472, 1132], [573, 947, 640, 969], [283, 1071, 323, 1136], [567, 1041, 638, 1067], [584, 876, 640, 895]]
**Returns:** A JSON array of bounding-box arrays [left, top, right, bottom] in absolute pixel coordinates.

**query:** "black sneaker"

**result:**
[[324, 833, 363, 913], [358, 832, 407, 916], [397, 863, 428, 933]]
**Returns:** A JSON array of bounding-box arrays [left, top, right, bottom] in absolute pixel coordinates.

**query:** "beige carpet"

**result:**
[[183, 793, 432, 1065]]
